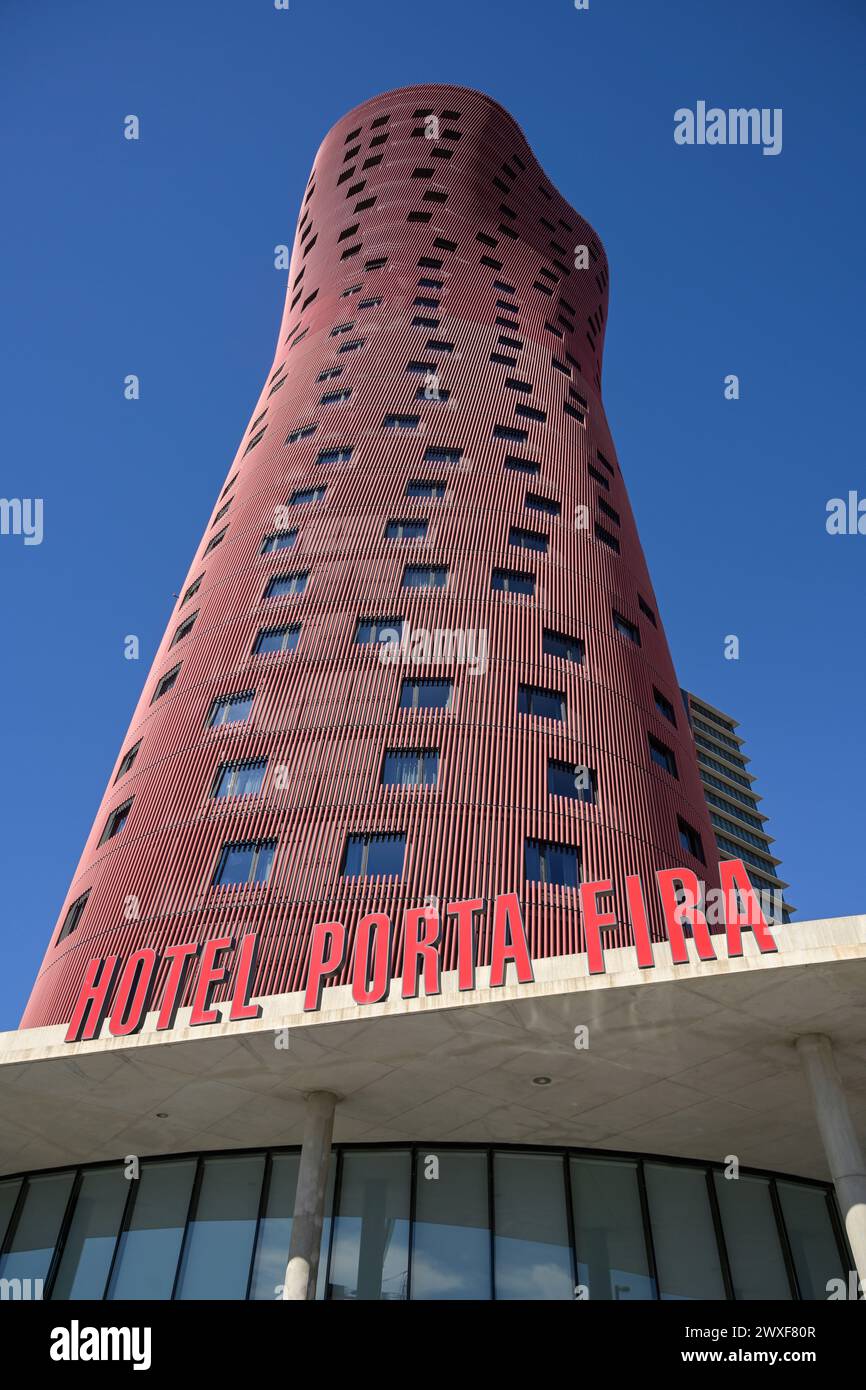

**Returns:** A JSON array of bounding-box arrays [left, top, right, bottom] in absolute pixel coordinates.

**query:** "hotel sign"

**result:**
[[64, 860, 776, 1044]]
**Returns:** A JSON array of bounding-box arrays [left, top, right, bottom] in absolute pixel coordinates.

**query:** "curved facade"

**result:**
[[23, 84, 719, 1029], [0, 1145, 848, 1301]]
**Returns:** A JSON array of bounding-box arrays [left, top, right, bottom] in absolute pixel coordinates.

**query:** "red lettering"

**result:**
[[352, 913, 392, 1005], [108, 948, 157, 1037], [304, 921, 346, 1011], [229, 932, 262, 1021], [449, 898, 483, 991], [65, 955, 121, 1043], [625, 874, 655, 968], [489, 893, 533, 988], [402, 907, 440, 999], [189, 936, 233, 1026], [721, 859, 777, 956], [579, 879, 616, 974], [656, 869, 717, 962], [156, 942, 199, 1031]]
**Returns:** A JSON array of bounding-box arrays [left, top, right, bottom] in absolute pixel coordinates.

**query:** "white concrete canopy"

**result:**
[[1, 915, 865, 1185]]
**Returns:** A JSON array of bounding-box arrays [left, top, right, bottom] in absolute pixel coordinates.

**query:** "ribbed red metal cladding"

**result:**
[[22, 85, 719, 1028]]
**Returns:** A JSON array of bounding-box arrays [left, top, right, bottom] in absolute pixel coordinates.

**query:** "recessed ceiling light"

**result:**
[[532, 1076, 552, 1087], [156, 1112, 168, 1118]]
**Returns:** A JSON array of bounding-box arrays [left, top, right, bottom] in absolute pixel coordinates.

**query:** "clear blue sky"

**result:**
[[1, 0, 863, 1029]]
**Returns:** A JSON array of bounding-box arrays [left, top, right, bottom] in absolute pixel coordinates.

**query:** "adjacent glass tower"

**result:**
[[23, 84, 720, 1028]]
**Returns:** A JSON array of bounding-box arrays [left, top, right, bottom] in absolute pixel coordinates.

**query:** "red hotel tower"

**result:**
[[23, 85, 719, 1029]]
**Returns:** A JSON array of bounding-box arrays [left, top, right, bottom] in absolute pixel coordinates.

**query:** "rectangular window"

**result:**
[[243, 428, 267, 455], [331, 322, 355, 336], [638, 594, 657, 627], [58, 891, 89, 942], [493, 425, 528, 443], [181, 574, 203, 606], [260, 530, 297, 554], [265, 572, 307, 598], [613, 611, 641, 645], [171, 612, 197, 646], [525, 493, 560, 517], [653, 688, 677, 726], [678, 817, 705, 863], [317, 448, 353, 465], [595, 522, 620, 553], [424, 447, 462, 465], [355, 616, 404, 645], [548, 758, 596, 804], [406, 479, 446, 498], [426, 339, 454, 353], [648, 734, 678, 777], [542, 628, 584, 663], [598, 497, 620, 526], [382, 750, 439, 787], [338, 339, 365, 354], [588, 463, 610, 491], [320, 389, 352, 406], [317, 367, 343, 382], [509, 526, 548, 554], [212, 500, 232, 525], [115, 741, 141, 780], [254, 624, 300, 654], [399, 678, 452, 710], [213, 839, 276, 887], [385, 519, 428, 540], [358, 295, 382, 308], [99, 798, 133, 845], [208, 691, 254, 727], [290, 487, 325, 505], [515, 403, 546, 423], [525, 838, 581, 888], [343, 833, 406, 877], [286, 423, 317, 443], [203, 527, 228, 555], [492, 568, 534, 595], [403, 566, 447, 589], [517, 684, 565, 720], [213, 759, 268, 798], [152, 664, 181, 702], [504, 454, 539, 476], [383, 414, 420, 431]]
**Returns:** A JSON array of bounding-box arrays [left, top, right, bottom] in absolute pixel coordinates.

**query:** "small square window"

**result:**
[[399, 678, 452, 710], [265, 572, 307, 599], [525, 838, 581, 888], [152, 664, 181, 702], [403, 566, 447, 589], [542, 629, 584, 663], [213, 759, 268, 798], [492, 568, 534, 595], [58, 891, 90, 942], [99, 798, 133, 845], [115, 741, 141, 781], [678, 817, 705, 863], [548, 758, 596, 805], [260, 530, 298, 554], [213, 839, 276, 887], [356, 616, 404, 646], [385, 519, 428, 540], [382, 750, 438, 787], [254, 624, 300, 654], [343, 833, 406, 877], [517, 684, 565, 721], [648, 734, 678, 778], [208, 691, 254, 727]]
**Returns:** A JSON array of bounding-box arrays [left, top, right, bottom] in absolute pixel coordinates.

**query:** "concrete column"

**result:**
[[282, 1090, 338, 1301], [796, 1033, 866, 1286]]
